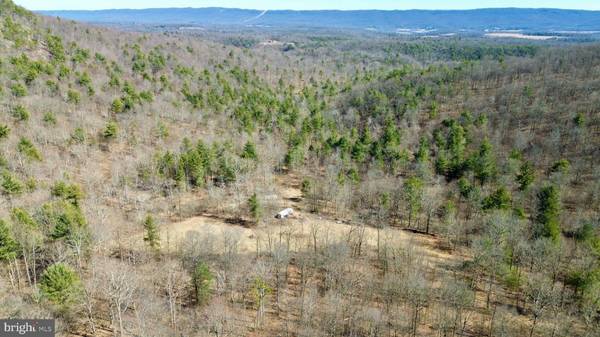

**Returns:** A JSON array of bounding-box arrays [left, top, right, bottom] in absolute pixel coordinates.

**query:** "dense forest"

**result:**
[[0, 1, 599, 336]]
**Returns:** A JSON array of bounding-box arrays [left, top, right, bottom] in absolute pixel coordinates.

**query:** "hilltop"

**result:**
[[39, 7, 600, 35]]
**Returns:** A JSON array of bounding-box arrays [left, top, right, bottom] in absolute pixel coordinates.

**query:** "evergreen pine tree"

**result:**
[[447, 121, 466, 177], [1, 170, 24, 196], [403, 177, 423, 228], [415, 137, 430, 163], [241, 141, 258, 160], [482, 187, 512, 210], [0, 219, 18, 261], [143, 215, 160, 251], [192, 261, 213, 305], [248, 193, 261, 222], [516, 161, 535, 191], [535, 185, 561, 243], [103, 120, 118, 139], [474, 138, 497, 185], [0, 124, 10, 140], [39, 263, 82, 306]]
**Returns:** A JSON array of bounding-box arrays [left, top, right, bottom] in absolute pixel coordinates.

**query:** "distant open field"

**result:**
[[485, 32, 558, 40]]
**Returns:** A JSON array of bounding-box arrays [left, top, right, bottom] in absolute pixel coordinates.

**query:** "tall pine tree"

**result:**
[[143, 215, 160, 252], [535, 185, 561, 243], [474, 138, 497, 185]]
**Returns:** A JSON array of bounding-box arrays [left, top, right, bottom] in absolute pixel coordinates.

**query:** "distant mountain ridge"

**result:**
[[39, 7, 600, 32]]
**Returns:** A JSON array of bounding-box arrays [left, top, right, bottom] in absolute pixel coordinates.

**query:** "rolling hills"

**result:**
[[0, 0, 599, 336], [39, 7, 600, 33]]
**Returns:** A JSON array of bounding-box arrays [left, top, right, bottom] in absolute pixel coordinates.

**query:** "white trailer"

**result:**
[[275, 208, 294, 219]]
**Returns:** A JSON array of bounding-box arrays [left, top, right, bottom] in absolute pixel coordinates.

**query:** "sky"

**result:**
[[12, 0, 600, 11]]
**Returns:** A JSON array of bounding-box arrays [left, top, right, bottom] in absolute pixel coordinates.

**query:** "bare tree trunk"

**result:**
[[107, 270, 135, 337], [377, 226, 381, 259], [412, 306, 420, 337], [117, 308, 124, 337], [22, 248, 32, 286], [83, 287, 97, 335], [489, 303, 497, 337], [529, 315, 538, 337], [7, 264, 16, 289], [310, 225, 319, 253], [486, 261, 497, 310], [275, 270, 280, 315], [32, 246, 37, 285], [299, 262, 306, 321], [13, 257, 21, 290], [133, 303, 146, 337], [255, 232, 260, 258], [165, 268, 183, 331]]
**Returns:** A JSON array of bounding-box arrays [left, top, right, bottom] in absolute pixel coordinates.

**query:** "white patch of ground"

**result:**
[[259, 40, 283, 46], [396, 28, 437, 34], [485, 32, 557, 40]]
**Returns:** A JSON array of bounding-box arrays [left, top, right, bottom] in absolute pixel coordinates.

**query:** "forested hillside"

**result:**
[[0, 1, 599, 336]]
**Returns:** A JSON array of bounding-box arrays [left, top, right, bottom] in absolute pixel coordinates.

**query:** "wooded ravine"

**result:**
[[0, 1, 599, 336]]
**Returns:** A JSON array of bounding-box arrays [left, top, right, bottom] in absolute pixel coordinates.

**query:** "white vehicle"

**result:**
[[275, 208, 294, 219]]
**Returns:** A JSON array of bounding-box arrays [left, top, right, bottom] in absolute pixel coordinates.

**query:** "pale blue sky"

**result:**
[[13, 0, 600, 11]]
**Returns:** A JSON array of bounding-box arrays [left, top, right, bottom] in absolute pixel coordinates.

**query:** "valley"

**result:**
[[0, 0, 598, 336]]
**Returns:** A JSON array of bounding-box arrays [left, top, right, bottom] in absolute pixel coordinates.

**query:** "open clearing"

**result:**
[[485, 32, 558, 40], [115, 175, 465, 272]]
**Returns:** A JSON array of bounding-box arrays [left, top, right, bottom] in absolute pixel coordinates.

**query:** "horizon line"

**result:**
[[35, 6, 600, 12]]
